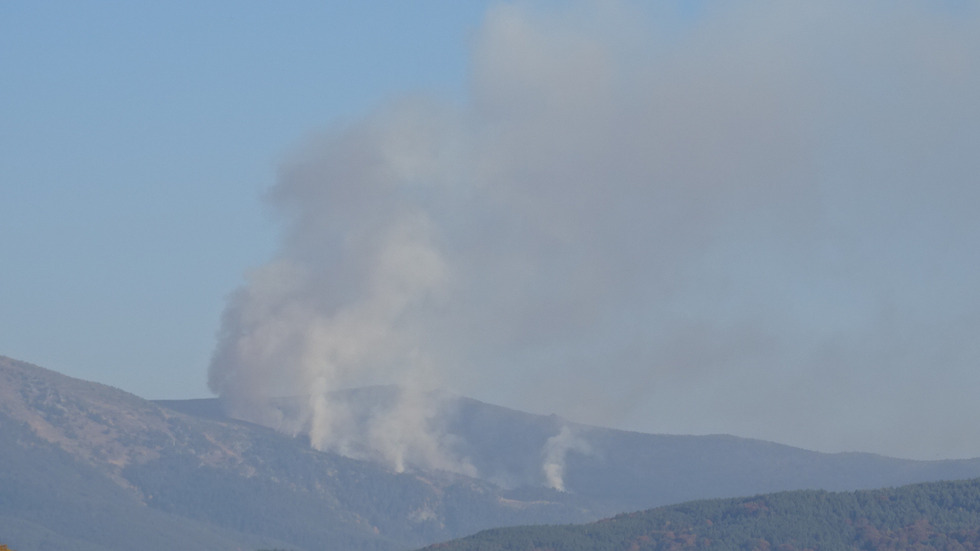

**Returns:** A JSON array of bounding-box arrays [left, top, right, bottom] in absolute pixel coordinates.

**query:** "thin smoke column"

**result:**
[[542, 426, 592, 492]]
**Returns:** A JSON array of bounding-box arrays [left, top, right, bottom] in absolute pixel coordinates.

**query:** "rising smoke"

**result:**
[[210, 0, 980, 471], [208, 102, 476, 474], [542, 426, 592, 491]]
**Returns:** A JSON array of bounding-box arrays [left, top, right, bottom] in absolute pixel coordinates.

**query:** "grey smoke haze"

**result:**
[[209, 0, 980, 466]]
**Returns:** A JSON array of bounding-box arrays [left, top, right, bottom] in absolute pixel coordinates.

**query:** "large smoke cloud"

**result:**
[[210, 0, 980, 466]]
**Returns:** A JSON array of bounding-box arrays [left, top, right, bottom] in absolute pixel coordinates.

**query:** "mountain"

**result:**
[[432, 397, 980, 513], [0, 356, 589, 551], [161, 392, 980, 514], [3, 353, 980, 551], [420, 477, 980, 551]]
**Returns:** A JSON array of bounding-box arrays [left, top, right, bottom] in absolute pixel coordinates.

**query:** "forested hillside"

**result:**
[[424, 478, 980, 550]]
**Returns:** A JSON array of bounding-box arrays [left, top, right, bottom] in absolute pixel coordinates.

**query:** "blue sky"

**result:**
[[1, 1, 486, 396], [3, 1, 980, 461]]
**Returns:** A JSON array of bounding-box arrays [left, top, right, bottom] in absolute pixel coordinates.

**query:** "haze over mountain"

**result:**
[[201, 0, 980, 465], [5, 354, 980, 551], [6, 4, 980, 551], [7, 1, 978, 463]]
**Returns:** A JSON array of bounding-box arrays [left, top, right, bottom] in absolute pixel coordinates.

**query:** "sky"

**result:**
[[3, 1, 980, 462]]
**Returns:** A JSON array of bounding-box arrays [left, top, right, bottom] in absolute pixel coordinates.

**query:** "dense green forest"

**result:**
[[423, 478, 980, 551]]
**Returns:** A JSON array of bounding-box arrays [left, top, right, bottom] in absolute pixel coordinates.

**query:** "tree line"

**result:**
[[422, 477, 980, 550]]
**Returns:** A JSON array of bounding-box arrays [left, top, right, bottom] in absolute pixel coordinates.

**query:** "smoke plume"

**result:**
[[207, 103, 475, 473], [542, 426, 591, 491], [210, 0, 980, 466]]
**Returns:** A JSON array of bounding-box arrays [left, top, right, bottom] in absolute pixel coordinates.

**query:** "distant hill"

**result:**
[[421, 477, 980, 551], [4, 353, 980, 551], [434, 397, 980, 513]]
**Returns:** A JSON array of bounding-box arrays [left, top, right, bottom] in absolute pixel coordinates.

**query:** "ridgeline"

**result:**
[[423, 478, 980, 551]]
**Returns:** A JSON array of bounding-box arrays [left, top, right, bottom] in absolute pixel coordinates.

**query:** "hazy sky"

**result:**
[[4, 1, 980, 461]]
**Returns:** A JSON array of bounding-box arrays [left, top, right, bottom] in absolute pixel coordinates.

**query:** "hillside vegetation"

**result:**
[[424, 478, 980, 551]]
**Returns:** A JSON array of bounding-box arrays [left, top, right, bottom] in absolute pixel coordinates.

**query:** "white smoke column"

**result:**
[[208, 101, 476, 474], [542, 426, 591, 492]]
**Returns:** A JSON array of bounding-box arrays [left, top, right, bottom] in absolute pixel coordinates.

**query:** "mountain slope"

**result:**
[[436, 395, 980, 512], [0, 374, 290, 551], [420, 477, 980, 551], [4, 353, 980, 551], [161, 391, 980, 515], [0, 356, 591, 551]]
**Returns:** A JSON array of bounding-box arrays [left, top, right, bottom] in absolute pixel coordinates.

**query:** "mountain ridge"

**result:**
[[418, 477, 980, 551], [4, 353, 980, 551], [0, 355, 590, 551]]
